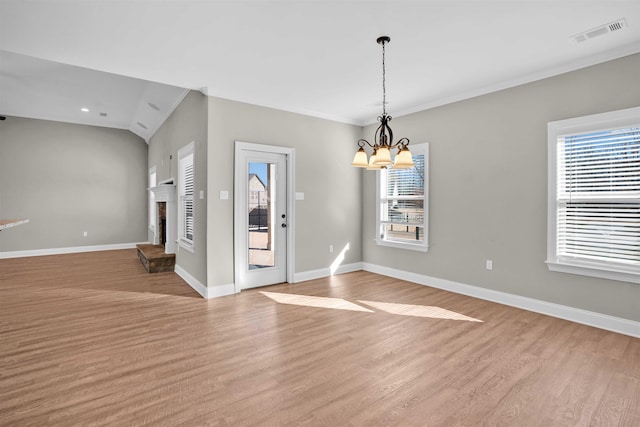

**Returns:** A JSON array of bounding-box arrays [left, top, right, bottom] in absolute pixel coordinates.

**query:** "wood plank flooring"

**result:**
[[0, 249, 638, 426]]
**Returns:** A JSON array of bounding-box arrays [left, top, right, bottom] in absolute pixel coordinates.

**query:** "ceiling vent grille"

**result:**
[[571, 19, 627, 43]]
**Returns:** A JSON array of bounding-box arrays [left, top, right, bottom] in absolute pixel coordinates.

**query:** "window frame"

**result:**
[[178, 142, 195, 253], [376, 142, 429, 252], [547, 106, 640, 284], [149, 166, 157, 232]]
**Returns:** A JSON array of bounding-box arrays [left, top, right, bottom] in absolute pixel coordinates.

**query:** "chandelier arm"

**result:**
[[357, 139, 375, 148], [396, 137, 410, 148], [384, 118, 394, 147], [374, 121, 384, 147]]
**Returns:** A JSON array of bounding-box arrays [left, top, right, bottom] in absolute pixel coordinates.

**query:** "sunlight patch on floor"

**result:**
[[358, 300, 483, 322], [261, 291, 374, 312]]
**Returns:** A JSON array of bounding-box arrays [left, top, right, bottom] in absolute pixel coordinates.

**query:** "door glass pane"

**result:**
[[248, 162, 275, 269]]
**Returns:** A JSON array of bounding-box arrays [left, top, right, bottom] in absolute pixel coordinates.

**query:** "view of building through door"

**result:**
[[248, 161, 275, 269]]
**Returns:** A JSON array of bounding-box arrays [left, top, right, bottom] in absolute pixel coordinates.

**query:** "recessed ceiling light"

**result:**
[[100, 112, 107, 117], [147, 102, 160, 111], [81, 107, 90, 112]]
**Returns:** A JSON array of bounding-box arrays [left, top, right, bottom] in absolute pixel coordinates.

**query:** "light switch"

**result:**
[[296, 192, 305, 200], [220, 190, 229, 200], [199, 190, 205, 200]]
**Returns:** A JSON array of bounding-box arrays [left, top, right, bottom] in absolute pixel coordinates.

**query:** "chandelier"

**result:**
[[352, 36, 413, 170]]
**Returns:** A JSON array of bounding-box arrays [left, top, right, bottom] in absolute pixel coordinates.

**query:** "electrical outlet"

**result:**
[[486, 260, 493, 270], [329, 245, 334, 253], [83, 231, 88, 237]]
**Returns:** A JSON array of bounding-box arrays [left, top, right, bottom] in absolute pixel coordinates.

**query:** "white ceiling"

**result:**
[[0, 50, 188, 141], [1, 1, 639, 135]]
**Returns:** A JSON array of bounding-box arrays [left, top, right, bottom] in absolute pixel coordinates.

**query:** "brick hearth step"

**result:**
[[136, 244, 175, 273]]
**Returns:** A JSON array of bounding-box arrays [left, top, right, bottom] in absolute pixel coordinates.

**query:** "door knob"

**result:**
[[281, 223, 287, 228]]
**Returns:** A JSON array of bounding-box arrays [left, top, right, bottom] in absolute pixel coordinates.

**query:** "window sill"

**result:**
[[546, 260, 640, 284], [179, 240, 195, 254], [376, 238, 429, 252]]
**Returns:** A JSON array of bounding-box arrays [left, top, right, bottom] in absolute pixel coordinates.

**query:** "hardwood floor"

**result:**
[[0, 250, 638, 426]]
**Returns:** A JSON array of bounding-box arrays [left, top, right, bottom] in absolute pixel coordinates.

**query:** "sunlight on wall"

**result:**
[[261, 291, 373, 312], [358, 300, 483, 322], [330, 242, 350, 275]]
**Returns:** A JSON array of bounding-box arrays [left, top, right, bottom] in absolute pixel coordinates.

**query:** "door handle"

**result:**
[[281, 223, 287, 228]]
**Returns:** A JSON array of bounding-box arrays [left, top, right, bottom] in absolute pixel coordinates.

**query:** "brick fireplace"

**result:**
[[137, 180, 177, 273], [150, 180, 176, 254], [158, 202, 167, 247]]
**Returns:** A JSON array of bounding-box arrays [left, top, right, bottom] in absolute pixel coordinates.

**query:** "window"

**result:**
[[178, 142, 195, 252], [149, 166, 156, 231], [376, 143, 429, 251], [547, 106, 640, 283]]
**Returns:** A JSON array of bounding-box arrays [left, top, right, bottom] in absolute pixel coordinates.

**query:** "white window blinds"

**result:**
[[382, 155, 425, 227], [556, 127, 640, 266], [377, 143, 428, 251], [178, 143, 195, 249]]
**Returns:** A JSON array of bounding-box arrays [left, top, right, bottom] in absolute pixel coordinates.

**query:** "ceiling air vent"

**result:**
[[571, 19, 627, 43], [136, 121, 148, 130]]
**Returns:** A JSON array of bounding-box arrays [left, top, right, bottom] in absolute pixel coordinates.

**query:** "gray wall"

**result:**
[[206, 97, 362, 287], [148, 90, 208, 284], [0, 116, 148, 252], [362, 53, 640, 322]]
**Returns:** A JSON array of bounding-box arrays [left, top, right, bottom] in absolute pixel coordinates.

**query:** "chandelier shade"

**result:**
[[393, 146, 414, 169], [351, 147, 368, 167], [352, 36, 414, 170], [366, 149, 383, 170], [374, 146, 392, 166]]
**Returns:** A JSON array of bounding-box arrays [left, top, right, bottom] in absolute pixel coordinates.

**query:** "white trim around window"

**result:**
[[376, 143, 429, 252], [547, 106, 640, 284], [149, 166, 157, 233], [178, 142, 195, 253]]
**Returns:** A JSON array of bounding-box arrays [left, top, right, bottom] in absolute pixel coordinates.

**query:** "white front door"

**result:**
[[235, 144, 291, 290]]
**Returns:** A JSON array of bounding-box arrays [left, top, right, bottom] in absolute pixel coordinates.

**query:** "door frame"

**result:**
[[234, 141, 295, 292]]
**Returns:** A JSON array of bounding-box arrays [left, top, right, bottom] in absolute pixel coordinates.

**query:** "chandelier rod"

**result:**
[[377, 36, 390, 117], [381, 37, 386, 116]]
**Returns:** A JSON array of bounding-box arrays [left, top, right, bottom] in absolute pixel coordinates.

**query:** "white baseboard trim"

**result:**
[[0, 242, 146, 259], [199, 262, 364, 297], [294, 262, 363, 283], [206, 283, 237, 299], [362, 262, 640, 339], [174, 265, 235, 299], [179, 261, 365, 298], [174, 264, 207, 298]]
